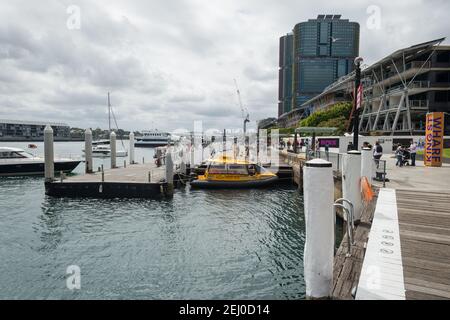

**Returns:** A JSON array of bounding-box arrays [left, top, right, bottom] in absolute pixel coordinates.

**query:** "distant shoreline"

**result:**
[[0, 138, 130, 142]]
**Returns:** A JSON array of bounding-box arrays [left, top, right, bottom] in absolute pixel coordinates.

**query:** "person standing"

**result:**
[[373, 141, 383, 169], [325, 143, 330, 161], [395, 145, 404, 167], [409, 140, 417, 166]]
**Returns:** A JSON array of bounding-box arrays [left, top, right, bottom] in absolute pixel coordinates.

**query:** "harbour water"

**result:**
[[0, 142, 306, 299]]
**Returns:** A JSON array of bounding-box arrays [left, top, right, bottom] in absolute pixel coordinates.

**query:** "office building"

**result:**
[[278, 14, 360, 127], [0, 119, 71, 141]]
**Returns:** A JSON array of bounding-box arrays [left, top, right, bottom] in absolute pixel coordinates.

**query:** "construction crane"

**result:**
[[233, 79, 250, 135]]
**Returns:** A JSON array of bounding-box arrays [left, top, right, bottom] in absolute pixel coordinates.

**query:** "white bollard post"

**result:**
[[44, 125, 54, 182], [110, 131, 117, 168], [342, 150, 362, 222], [166, 152, 174, 184], [129, 132, 135, 164], [164, 151, 174, 197], [361, 147, 373, 185], [85, 128, 93, 173], [303, 158, 334, 299]]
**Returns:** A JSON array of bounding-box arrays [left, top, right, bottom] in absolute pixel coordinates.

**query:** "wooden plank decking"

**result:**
[[396, 189, 450, 300], [332, 195, 377, 299], [60, 162, 166, 183]]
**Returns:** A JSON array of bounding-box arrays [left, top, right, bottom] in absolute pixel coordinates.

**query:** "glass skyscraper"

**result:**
[[278, 33, 294, 117], [278, 15, 360, 118]]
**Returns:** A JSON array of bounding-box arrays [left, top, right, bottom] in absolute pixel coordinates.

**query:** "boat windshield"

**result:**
[[208, 163, 261, 175], [0, 151, 33, 159]]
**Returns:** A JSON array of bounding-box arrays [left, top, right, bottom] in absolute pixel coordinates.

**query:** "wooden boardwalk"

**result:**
[[332, 195, 377, 299], [396, 189, 450, 300]]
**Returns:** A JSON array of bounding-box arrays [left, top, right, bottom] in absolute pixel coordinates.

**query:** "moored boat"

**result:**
[[190, 156, 278, 189], [0, 147, 81, 176], [135, 130, 171, 148]]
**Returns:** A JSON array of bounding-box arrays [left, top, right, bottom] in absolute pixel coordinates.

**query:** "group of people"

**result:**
[[395, 141, 417, 167]]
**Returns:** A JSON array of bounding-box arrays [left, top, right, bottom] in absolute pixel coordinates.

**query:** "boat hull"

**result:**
[[134, 142, 168, 148], [190, 176, 278, 189], [0, 160, 81, 177]]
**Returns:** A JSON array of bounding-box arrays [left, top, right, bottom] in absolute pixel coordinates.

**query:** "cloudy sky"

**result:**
[[0, 0, 448, 132]]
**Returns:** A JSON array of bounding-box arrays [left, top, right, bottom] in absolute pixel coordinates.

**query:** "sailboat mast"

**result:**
[[108, 92, 111, 132]]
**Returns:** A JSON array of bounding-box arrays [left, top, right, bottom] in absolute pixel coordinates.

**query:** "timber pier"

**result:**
[[281, 148, 450, 300]]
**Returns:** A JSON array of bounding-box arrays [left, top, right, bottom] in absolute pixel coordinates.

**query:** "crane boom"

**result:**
[[233, 79, 250, 124]]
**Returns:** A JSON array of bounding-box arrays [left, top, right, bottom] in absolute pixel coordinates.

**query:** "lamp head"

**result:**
[[354, 56, 364, 66]]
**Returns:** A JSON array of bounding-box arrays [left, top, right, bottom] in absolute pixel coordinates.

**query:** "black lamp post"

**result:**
[[353, 56, 363, 150]]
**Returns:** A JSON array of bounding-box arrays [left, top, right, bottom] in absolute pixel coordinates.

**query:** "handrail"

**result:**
[[334, 198, 355, 257], [335, 198, 355, 230]]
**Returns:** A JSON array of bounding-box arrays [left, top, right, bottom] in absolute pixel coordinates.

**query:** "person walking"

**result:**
[[373, 141, 383, 169], [409, 140, 417, 166]]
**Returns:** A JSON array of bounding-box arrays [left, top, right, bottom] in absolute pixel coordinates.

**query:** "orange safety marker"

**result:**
[[361, 176, 374, 202]]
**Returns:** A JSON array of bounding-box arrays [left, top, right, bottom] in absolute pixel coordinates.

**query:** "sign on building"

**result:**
[[424, 112, 445, 167]]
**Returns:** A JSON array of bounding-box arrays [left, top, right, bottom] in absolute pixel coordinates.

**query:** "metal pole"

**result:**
[[44, 125, 54, 182], [353, 61, 361, 150]]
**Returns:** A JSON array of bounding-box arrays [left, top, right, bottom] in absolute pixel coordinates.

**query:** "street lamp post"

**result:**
[[353, 57, 363, 150]]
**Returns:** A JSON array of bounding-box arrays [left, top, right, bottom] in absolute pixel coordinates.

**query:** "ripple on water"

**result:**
[[0, 175, 306, 299]]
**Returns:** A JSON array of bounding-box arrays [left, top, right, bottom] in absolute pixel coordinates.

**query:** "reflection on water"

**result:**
[[0, 142, 307, 299]]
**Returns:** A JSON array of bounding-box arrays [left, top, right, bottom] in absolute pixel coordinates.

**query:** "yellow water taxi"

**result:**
[[190, 155, 278, 189]]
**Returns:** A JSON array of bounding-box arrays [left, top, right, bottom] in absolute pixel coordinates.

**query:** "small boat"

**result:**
[[0, 147, 81, 176], [135, 130, 171, 148], [190, 156, 278, 189], [91, 145, 127, 157]]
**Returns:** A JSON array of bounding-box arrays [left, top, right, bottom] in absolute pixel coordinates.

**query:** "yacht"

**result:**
[[82, 93, 128, 158], [0, 147, 81, 176], [135, 130, 170, 148]]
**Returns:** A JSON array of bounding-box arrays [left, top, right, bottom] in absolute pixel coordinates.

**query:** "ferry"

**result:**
[[190, 155, 278, 189], [135, 130, 170, 148], [0, 147, 81, 176]]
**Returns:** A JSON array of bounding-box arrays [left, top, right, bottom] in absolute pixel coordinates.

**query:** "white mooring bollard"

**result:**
[[164, 151, 174, 197], [303, 158, 334, 299], [129, 132, 135, 164], [342, 150, 362, 222], [110, 131, 117, 168], [85, 128, 93, 173], [361, 147, 373, 185], [44, 125, 55, 182]]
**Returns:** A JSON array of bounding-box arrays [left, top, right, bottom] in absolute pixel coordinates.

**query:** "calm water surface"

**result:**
[[0, 142, 306, 299]]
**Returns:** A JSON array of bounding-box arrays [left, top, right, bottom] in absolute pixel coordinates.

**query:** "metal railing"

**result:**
[[334, 198, 355, 257]]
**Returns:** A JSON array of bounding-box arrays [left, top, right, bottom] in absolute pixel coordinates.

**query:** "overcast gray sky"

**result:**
[[0, 0, 448, 131]]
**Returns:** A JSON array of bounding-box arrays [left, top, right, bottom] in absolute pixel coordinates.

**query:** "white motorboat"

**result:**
[[0, 147, 81, 176], [89, 145, 128, 158]]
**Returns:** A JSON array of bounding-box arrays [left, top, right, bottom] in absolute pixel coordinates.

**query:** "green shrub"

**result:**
[[298, 102, 352, 128]]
